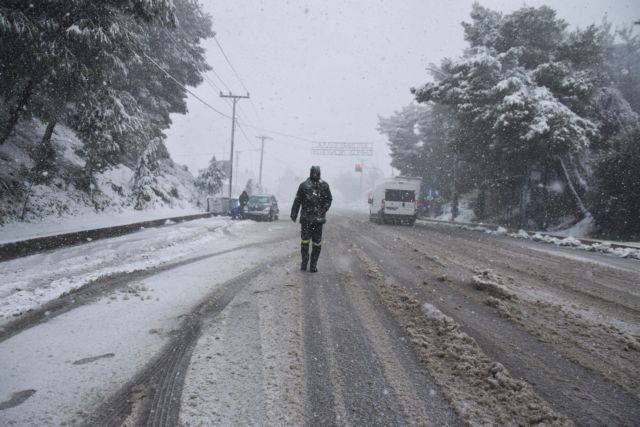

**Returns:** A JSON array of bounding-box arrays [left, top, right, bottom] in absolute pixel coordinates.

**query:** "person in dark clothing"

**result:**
[[239, 190, 249, 212], [291, 166, 332, 272]]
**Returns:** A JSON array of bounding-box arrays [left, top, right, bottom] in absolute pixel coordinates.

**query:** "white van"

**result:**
[[368, 177, 422, 225]]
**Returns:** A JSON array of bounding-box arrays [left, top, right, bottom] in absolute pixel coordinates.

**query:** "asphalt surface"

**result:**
[[2, 210, 639, 426]]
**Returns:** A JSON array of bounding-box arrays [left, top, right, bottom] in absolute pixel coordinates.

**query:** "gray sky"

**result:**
[[165, 0, 639, 196]]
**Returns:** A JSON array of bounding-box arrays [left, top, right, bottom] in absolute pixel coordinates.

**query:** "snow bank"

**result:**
[[0, 205, 201, 244], [0, 119, 202, 233], [435, 192, 477, 223], [504, 230, 640, 260], [421, 219, 640, 260]]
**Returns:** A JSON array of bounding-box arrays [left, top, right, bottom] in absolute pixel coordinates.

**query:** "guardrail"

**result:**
[[0, 212, 214, 262]]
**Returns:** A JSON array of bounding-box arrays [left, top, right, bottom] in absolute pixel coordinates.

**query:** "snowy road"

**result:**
[[1, 211, 639, 426]]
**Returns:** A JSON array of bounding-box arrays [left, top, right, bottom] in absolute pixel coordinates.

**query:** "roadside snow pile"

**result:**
[[521, 232, 640, 260], [356, 249, 569, 426], [450, 221, 640, 260], [0, 205, 201, 244], [494, 226, 508, 235], [472, 269, 515, 300], [552, 215, 595, 238], [422, 302, 454, 322], [436, 192, 477, 222]]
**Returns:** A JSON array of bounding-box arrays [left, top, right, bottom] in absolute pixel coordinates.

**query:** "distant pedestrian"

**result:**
[[239, 190, 249, 210], [291, 166, 332, 272]]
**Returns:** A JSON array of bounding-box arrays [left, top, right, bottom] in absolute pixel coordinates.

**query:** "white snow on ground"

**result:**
[[180, 264, 306, 425], [523, 231, 640, 260], [417, 219, 640, 261], [335, 201, 370, 215], [0, 206, 203, 244], [551, 215, 594, 238], [1, 119, 201, 228], [0, 217, 254, 326], [0, 218, 296, 426], [435, 193, 476, 223]]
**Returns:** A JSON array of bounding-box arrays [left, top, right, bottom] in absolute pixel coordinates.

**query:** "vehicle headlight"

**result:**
[[262, 207, 271, 213]]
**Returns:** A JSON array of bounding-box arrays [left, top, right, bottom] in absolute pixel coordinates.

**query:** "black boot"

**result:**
[[310, 244, 321, 272], [301, 244, 309, 271]]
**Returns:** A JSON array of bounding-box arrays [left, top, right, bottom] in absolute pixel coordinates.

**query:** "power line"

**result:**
[[213, 34, 251, 96], [256, 135, 272, 186], [209, 67, 232, 93], [212, 34, 264, 125], [236, 121, 258, 149], [237, 122, 315, 143], [220, 91, 250, 198], [136, 44, 360, 148], [138, 49, 231, 120], [202, 73, 224, 94], [202, 74, 253, 126]]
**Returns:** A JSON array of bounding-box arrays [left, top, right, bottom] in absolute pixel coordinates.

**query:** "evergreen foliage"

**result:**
[[195, 156, 226, 196], [133, 137, 162, 209], [591, 130, 640, 238], [0, 0, 212, 209], [381, 4, 640, 236]]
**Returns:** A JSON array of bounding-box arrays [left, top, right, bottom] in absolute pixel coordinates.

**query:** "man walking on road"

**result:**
[[291, 166, 332, 272], [239, 190, 249, 209]]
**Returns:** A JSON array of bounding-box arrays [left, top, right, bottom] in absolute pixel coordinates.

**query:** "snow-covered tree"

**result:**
[[116, 0, 212, 164], [195, 156, 226, 196], [590, 129, 640, 238], [409, 5, 619, 227], [378, 103, 463, 197], [244, 178, 256, 196], [132, 138, 162, 210], [378, 103, 429, 178], [603, 27, 640, 111], [0, 0, 176, 145], [1, 0, 214, 219]]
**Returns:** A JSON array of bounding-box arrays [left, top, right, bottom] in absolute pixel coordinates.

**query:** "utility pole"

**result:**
[[220, 91, 249, 198], [256, 135, 271, 187], [359, 160, 363, 197], [235, 150, 240, 189]]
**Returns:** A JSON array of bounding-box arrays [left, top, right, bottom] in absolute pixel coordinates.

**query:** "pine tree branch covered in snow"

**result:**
[[0, 0, 213, 221], [244, 178, 263, 196], [133, 137, 162, 210], [381, 4, 640, 236], [590, 129, 640, 238], [195, 156, 226, 197]]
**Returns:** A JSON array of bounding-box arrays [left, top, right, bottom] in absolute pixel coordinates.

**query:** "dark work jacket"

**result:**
[[239, 192, 249, 207], [291, 178, 332, 223]]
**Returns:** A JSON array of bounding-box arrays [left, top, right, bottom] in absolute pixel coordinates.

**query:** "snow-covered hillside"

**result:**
[[0, 119, 202, 227]]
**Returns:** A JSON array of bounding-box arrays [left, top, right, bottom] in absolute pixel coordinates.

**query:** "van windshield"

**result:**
[[385, 190, 415, 202]]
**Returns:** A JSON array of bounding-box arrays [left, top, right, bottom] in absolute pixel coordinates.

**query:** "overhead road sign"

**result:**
[[311, 142, 373, 157]]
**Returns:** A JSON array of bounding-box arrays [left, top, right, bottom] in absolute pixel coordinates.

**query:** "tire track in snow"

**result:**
[[302, 272, 346, 425], [85, 263, 271, 426], [362, 219, 640, 395], [0, 235, 292, 344], [331, 239, 458, 426], [339, 218, 640, 426], [302, 236, 458, 425]]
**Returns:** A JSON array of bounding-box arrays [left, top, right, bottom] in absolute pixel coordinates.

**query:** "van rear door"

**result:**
[[384, 189, 416, 216]]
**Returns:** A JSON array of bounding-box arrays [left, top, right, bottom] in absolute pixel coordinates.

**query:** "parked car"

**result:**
[[245, 194, 279, 221]]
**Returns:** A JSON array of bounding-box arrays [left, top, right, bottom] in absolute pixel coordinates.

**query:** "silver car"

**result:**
[[245, 194, 279, 221]]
